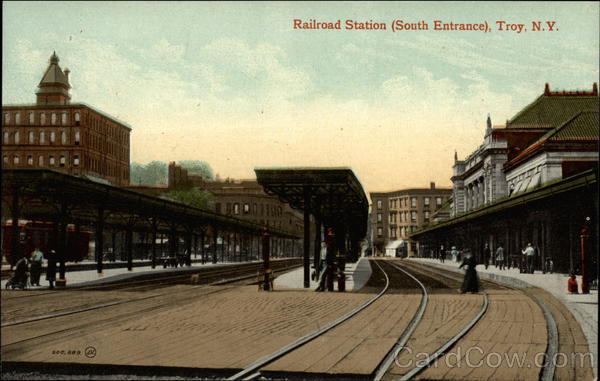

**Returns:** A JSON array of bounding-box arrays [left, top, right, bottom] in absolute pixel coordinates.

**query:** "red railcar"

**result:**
[[2, 220, 91, 265]]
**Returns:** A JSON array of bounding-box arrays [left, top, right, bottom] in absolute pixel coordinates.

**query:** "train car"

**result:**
[[2, 220, 91, 266]]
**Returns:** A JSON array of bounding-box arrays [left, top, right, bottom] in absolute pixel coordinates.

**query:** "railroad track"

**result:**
[[227, 258, 557, 381], [1, 259, 302, 329]]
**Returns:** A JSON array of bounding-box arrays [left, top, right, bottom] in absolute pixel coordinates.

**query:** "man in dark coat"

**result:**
[[46, 249, 57, 290], [483, 243, 491, 269], [459, 251, 480, 293]]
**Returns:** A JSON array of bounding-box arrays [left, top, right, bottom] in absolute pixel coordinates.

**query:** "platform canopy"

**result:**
[[254, 167, 369, 239]]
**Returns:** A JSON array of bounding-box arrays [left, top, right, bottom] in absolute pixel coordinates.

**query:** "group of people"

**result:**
[[6, 247, 57, 290]]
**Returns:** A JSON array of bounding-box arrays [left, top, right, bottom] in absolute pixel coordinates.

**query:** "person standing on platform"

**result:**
[[459, 250, 480, 293], [482, 243, 491, 269], [46, 249, 57, 290], [522, 243, 535, 273], [495, 244, 505, 270], [451, 246, 458, 262], [29, 247, 44, 286], [440, 245, 445, 263]]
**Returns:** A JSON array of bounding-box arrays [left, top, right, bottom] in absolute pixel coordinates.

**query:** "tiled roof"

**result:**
[[507, 94, 599, 129], [548, 111, 599, 140]]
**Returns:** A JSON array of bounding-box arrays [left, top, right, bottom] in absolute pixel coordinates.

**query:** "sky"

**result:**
[[2, 1, 599, 193]]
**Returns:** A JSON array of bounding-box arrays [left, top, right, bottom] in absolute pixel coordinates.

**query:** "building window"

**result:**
[[29, 112, 34, 124], [234, 203, 240, 214], [38, 156, 44, 166], [74, 130, 80, 145], [28, 131, 34, 143], [61, 130, 67, 144], [411, 211, 417, 222], [50, 131, 56, 143], [40, 113, 46, 125], [243, 203, 250, 214], [3, 131, 8, 144], [377, 212, 382, 222], [377, 200, 382, 209], [377, 227, 383, 237], [13, 155, 20, 165], [14, 131, 20, 144], [75, 112, 80, 125], [411, 197, 417, 208], [424, 211, 430, 221], [59, 155, 66, 166], [436, 197, 442, 207], [15, 112, 21, 124], [40, 131, 46, 144], [61, 112, 67, 125], [4, 113, 9, 124], [73, 155, 80, 166], [424, 197, 430, 207], [49, 155, 55, 166], [51, 113, 57, 125], [27, 155, 33, 165], [3, 155, 8, 164]]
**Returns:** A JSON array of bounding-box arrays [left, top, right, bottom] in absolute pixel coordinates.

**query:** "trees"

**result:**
[[129, 161, 168, 185], [178, 160, 214, 180], [164, 186, 213, 209]]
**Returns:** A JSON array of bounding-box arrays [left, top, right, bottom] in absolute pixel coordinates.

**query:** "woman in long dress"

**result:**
[[459, 251, 480, 293]]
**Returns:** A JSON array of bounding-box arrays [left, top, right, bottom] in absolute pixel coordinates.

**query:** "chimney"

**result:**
[[593, 82, 598, 96], [544, 83, 550, 95], [430, 182, 436, 189]]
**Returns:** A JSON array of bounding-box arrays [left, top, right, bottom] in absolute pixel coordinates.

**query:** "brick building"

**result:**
[[166, 162, 305, 236], [370, 182, 452, 257], [2, 52, 131, 186]]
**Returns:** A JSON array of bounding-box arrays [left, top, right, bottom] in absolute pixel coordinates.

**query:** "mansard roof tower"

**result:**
[[36, 51, 71, 105]]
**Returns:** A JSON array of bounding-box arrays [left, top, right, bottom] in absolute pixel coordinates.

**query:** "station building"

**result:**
[[1, 52, 131, 186], [370, 182, 452, 257], [413, 83, 599, 274]]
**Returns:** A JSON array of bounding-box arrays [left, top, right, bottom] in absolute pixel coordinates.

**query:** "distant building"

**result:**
[[370, 182, 452, 257], [166, 162, 305, 236], [2, 52, 131, 186], [452, 83, 598, 216]]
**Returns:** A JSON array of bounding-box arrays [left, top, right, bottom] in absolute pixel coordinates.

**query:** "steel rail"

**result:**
[[226, 259, 391, 381], [372, 261, 429, 381], [1, 263, 302, 328], [402, 260, 559, 381], [398, 291, 489, 381]]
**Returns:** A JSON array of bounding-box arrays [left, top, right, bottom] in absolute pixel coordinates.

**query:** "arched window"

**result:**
[[74, 130, 80, 145], [49, 155, 55, 166], [38, 156, 44, 166], [61, 112, 67, 125], [3, 155, 8, 164], [29, 131, 34, 143], [50, 131, 56, 143], [14, 131, 20, 144], [3, 131, 8, 144], [40, 131, 46, 144], [4, 113, 9, 124], [15, 112, 21, 124], [73, 155, 80, 166], [13, 155, 20, 165], [27, 155, 33, 165], [59, 155, 66, 166], [29, 112, 34, 124], [51, 113, 57, 125], [40, 113, 46, 125], [61, 130, 67, 144]]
